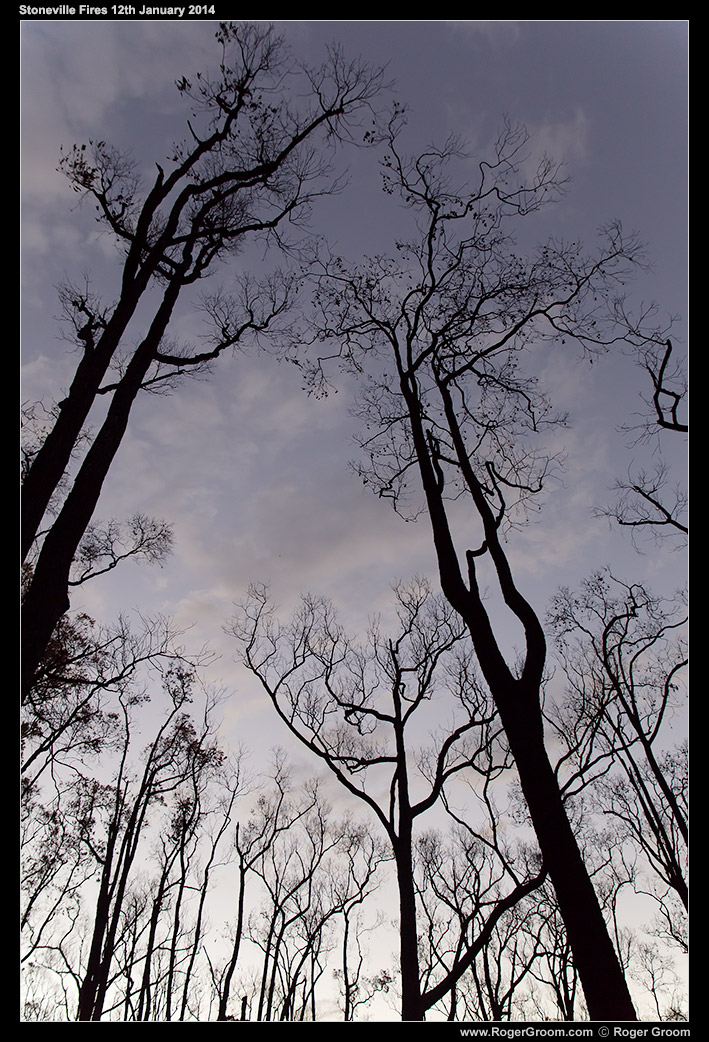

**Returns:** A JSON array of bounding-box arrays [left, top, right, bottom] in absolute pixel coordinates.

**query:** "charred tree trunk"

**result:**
[[403, 375, 637, 1022], [497, 683, 634, 1020], [21, 289, 148, 564], [395, 838, 424, 1022], [22, 277, 182, 698], [217, 859, 248, 1021]]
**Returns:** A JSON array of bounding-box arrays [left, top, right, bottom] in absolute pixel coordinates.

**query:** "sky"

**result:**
[[20, 16, 688, 1020], [21, 17, 687, 780]]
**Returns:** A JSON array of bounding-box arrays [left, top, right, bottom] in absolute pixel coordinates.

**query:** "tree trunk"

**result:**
[[404, 378, 637, 1021], [21, 289, 148, 563], [495, 681, 637, 1020], [22, 279, 181, 698], [394, 835, 424, 1021], [217, 863, 248, 1021]]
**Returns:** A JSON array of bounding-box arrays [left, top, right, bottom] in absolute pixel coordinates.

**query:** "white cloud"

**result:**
[[443, 20, 523, 50], [530, 106, 592, 169]]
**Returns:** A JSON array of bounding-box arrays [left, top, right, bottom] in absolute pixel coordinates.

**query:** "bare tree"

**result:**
[[210, 753, 312, 1021], [21, 774, 102, 981], [212, 765, 386, 1023], [174, 754, 249, 1022], [130, 745, 228, 1022], [21, 21, 388, 697], [231, 577, 545, 1020], [22, 645, 228, 1022], [518, 885, 583, 1021], [21, 610, 211, 783], [243, 784, 343, 1021], [414, 825, 547, 1022], [69, 514, 174, 588], [75, 677, 228, 1021], [595, 304, 687, 548], [547, 571, 688, 916], [20, 615, 216, 1021], [299, 122, 645, 1018], [601, 463, 688, 549], [333, 826, 393, 1021], [641, 338, 688, 437], [629, 939, 687, 1021]]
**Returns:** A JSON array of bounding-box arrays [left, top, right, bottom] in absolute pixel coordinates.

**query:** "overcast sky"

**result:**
[[20, 18, 688, 760]]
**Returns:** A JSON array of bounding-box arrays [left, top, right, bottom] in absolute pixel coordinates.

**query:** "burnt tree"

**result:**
[[302, 122, 645, 1019], [22, 21, 387, 697]]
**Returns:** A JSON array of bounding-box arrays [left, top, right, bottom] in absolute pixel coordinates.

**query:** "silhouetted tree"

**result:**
[[329, 824, 393, 1021], [300, 121, 646, 1019], [548, 572, 688, 915], [68, 514, 173, 588], [21, 20, 388, 697], [209, 752, 306, 1021], [231, 577, 545, 1021], [595, 305, 687, 547], [520, 886, 582, 1021], [21, 613, 216, 1013], [44, 663, 226, 1021], [414, 825, 547, 1022], [21, 772, 101, 983], [173, 755, 247, 1022]]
